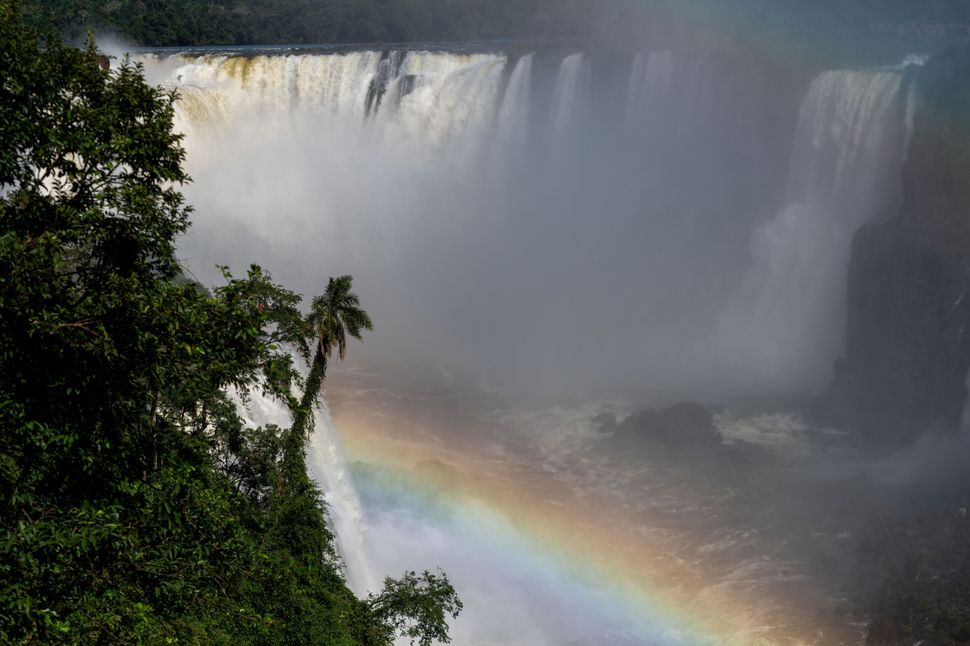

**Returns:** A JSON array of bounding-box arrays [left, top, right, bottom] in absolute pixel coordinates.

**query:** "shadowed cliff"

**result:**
[[823, 46, 970, 446]]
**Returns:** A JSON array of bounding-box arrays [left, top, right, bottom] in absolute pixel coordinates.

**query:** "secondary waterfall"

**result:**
[[626, 50, 675, 125], [494, 54, 533, 153], [551, 53, 590, 131], [717, 62, 921, 392]]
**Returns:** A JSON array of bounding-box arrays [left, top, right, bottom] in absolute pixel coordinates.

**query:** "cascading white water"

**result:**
[[494, 54, 533, 152], [626, 50, 675, 125], [389, 53, 506, 155], [551, 53, 591, 131], [307, 402, 377, 594], [716, 63, 919, 393], [158, 52, 384, 124], [147, 51, 508, 159]]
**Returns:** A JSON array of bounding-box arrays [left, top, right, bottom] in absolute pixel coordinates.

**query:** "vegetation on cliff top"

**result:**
[[0, 5, 460, 643], [15, 0, 970, 55]]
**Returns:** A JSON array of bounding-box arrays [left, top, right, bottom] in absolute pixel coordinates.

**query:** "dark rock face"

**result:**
[[601, 402, 722, 449], [824, 47, 970, 444]]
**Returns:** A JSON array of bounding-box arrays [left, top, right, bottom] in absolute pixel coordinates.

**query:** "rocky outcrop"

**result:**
[[823, 47, 970, 444], [599, 402, 723, 449]]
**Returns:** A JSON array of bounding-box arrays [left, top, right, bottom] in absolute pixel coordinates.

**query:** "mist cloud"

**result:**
[[144, 48, 914, 402]]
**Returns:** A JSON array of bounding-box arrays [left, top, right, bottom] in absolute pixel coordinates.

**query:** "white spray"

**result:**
[[717, 64, 916, 393], [135, 47, 924, 408]]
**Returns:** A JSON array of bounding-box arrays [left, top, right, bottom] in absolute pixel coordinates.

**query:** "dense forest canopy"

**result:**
[[0, 4, 459, 642], [17, 0, 970, 51]]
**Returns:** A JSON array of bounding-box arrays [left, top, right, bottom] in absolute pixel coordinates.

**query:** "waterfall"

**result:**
[[155, 52, 383, 129], [495, 54, 533, 150], [388, 52, 506, 154], [145, 51, 508, 156], [551, 53, 591, 131], [717, 62, 920, 393], [234, 388, 375, 594], [308, 403, 377, 594], [626, 50, 675, 125], [135, 46, 928, 405]]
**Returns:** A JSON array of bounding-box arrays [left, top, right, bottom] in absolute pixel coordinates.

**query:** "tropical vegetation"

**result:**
[[14, 0, 970, 71], [15, 0, 970, 49], [0, 4, 460, 643]]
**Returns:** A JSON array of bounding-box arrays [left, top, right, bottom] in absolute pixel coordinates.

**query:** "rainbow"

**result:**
[[329, 394, 843, 645]]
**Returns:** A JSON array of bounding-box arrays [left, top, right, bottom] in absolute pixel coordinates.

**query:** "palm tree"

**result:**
[[290, 275, 372, 451], [271, 276, 370, 547]]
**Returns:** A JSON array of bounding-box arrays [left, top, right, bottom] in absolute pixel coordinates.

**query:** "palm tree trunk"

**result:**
[[284, 353, 327, 476], [301, 353, 327, 419]]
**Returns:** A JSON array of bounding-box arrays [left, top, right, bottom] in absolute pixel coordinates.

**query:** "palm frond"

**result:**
[[303, 274, 371, 370]]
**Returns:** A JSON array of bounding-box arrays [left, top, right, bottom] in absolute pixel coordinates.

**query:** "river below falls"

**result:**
[[322, 362, 885, 645]]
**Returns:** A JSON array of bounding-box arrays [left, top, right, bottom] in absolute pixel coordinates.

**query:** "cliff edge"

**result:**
[[823, 47, 970, 445]]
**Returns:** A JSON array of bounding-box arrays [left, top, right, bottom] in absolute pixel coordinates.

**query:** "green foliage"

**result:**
[[307, 276, 374, 366], [293, 275, 373, 450], [0, 5, 459, 644], [14, 0, 970, 55], [16, 0, 547, 46], [368, 571, 463, 646]]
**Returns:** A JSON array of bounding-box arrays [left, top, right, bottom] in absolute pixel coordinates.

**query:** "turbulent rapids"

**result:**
[[132, 48, 927, 644]]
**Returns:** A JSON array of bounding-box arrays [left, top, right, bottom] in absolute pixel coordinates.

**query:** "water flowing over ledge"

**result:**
[[137, 48, 923, 400]]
